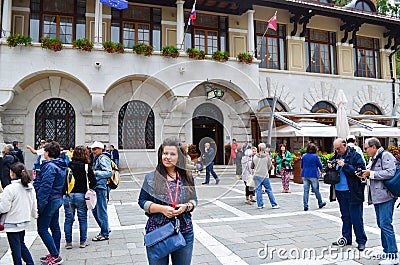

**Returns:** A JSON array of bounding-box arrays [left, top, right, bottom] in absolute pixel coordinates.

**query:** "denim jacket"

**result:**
[[138, 171, 197, 228], [93, 154, 112, 190]]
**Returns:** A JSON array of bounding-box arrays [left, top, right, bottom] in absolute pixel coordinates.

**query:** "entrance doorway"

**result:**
[[192, 103, 224, 165]]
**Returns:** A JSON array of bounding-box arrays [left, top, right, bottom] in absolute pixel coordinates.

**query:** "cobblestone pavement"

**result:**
[[1, 167, 400, 265]]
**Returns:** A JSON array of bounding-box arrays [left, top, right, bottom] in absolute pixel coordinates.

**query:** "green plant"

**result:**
[[363, 152, 370, 165], [318, 152, 334, 167], [162, 46, 179, 58], [72, 38, 93, 52], [40, 37, 63, 52], [212, 50, 229, 62], [103, 41, 124, 54], [186, 48, 205, 60], [6, 34, 31, 47], [188, 144, 197, 154], [236, 53, 253, 64], [299, 147, 307, 155], [132, 43, 153, 56]]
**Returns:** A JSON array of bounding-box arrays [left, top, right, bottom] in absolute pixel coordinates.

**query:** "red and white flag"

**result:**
[[267, 12, 277, 31], [188, 1, 197, 26]]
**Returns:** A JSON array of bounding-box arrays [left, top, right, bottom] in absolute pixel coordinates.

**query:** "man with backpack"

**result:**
[[90, 141, 112, 241], [360, 138, 398, 265], [1, 144, 19, 188]]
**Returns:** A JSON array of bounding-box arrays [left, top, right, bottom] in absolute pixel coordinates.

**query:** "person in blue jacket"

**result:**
[[300, 143, 326, 211], [34, 141, 67, 265]]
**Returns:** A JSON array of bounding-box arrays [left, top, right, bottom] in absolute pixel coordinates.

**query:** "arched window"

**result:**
[[311, 101, 336, 125], [35, 98, 75, 149], [118, 100, 155, 149], [360, 103, 382, 115]]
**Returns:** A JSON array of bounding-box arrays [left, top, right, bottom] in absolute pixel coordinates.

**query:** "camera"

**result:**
[[355, 168, 363, 177]]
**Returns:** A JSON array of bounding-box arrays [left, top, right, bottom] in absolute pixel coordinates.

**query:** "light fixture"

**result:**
[[205, 82, 225, 100]]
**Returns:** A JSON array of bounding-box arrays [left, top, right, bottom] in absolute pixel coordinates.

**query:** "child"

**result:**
[[0, 162, 37, 265]]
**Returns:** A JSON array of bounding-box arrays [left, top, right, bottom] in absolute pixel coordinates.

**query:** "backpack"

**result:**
[[370, 151, 400, 197], [107, 160, 120, 190], [66, 168, 75, 195]]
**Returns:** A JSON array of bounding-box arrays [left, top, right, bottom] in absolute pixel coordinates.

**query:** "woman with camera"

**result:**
[[276, 144, 293, 193]]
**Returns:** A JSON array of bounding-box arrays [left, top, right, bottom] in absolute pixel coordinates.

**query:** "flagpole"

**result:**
[[255, 11, 277, 59], [180, 0, 196, 51]]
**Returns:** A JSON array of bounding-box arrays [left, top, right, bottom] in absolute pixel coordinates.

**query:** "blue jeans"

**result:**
[[63, 193, 88, 244], [92, 188, 109, 237], [6, 231, 34, 265], [302, 177, 323, 208], [148, 231, 194, 265], [205, 162, 219, 184], [374, 198, 398, 254], [113, 159, 119, 167], [254, 176, 278, 207], [335, 190, 367, 244], [37, 197, 63, 256]]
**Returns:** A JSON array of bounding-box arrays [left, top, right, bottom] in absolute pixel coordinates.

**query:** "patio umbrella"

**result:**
[[336, 89, 350, 139]]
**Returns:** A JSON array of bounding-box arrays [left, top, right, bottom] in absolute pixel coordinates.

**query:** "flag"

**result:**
[[100, 0, 128, 10], [188, 1, 197, 26], [267, 12, 277, 31]]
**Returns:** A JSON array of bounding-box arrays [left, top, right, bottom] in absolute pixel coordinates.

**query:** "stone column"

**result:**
[[94, 0, 103, 45], [91, 92, 104, 125], [1, 0, 12, 38], [247, 10, 255, 55], [176, 0, 185, 50]]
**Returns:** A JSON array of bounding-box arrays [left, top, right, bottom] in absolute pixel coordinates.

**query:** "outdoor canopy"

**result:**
[[261, 118, 337, 138], [350, 120, 400, 137]]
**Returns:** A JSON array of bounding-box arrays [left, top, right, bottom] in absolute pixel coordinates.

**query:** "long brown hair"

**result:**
[[154, 137, 195, 201], [72, 145, 90, 163]]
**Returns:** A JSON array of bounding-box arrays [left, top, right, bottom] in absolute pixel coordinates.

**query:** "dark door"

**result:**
[[192, 117, 223, 165]]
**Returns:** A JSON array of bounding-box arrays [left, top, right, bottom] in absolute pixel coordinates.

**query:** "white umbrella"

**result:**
[[336, 89, 350, 139]]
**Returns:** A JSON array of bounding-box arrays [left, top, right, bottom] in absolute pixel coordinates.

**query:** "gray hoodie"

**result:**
[[251, 152, 272, 178]]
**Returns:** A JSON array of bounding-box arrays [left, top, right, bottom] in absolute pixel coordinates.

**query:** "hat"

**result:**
[[90, 141, 104, 149], [346, 135, 356, 141], [40, 139, 46, 143]]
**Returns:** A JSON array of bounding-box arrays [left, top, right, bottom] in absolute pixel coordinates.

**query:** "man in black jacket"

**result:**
[[328, 138, 367, 251], [1, 144, 19, 188], [202, 143, 220, 185]]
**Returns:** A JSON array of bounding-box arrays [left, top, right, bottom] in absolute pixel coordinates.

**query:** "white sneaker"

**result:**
[[379, 257, 399, 265], [257, 206, 264, 209], [272, 205, 281, 209]]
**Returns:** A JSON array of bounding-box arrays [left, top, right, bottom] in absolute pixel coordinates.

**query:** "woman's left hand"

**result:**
[[172, 204, 187, 216]]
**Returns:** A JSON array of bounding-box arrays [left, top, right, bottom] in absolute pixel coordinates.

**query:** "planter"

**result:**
[[293, 160, 303, 184], [189, 153, 199, 160]]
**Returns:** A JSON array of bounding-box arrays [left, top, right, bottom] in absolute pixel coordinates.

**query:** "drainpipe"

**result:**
[[390, 47, 400, 127]]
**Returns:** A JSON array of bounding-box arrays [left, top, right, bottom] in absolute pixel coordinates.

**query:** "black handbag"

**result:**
[[144, 218, 186, 260], [284, 163, 293, 172], [324, 170, 340, 184]]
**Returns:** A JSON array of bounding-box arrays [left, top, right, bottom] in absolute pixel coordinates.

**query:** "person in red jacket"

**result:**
[[231, 139, 238, 165]]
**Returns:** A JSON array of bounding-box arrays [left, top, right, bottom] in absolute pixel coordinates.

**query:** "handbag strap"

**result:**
[[85, 164, 89, 190]]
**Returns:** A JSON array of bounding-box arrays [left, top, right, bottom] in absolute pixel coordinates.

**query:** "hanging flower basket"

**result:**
[[236, 53, 253, 64], [186, 48, 205, 60], [161, 46, 179, 58], [6, 34, 31, 47], [212, 50, 229, 62], [72, 38, 94, 52], [103, 41, 125, 53], [132, 43, 153, 56], [40, 37, 63, 52]]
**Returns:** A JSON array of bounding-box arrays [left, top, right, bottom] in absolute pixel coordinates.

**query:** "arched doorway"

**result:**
[[192, 103, 224, 165], [35, 98, 75, 149]]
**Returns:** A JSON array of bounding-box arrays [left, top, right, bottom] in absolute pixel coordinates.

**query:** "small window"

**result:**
[[311, 101, 336, 125], [359, 103, 382, 115]]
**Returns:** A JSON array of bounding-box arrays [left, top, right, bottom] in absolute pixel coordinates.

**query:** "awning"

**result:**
[[261, 118, 337, 137], [350, 120, 400, 137]]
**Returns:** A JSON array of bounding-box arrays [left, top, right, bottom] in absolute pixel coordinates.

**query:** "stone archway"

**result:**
[[192, 103, 224, 165]]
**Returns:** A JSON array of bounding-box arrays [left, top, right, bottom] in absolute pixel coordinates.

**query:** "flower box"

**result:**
[[161, 46, 179, 58], [236, 53, 253, 64], [103, 41, 125, 54], [212, 50, 229, 62], [132, 43, 153, 56], [6, 34, 31, 47], [72, 38, 94, 52], [40, 37, 63, 52], [186, 48, 205, 60]]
